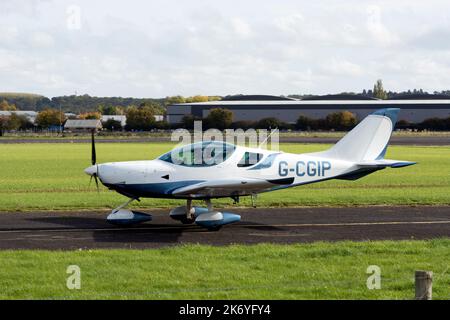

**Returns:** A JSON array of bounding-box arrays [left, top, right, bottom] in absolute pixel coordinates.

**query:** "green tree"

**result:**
[[256, 117, 283, 129], [35, 109, 66, 128], [0, 116, 10, 135], [373, 79, 388, 99], [125, 106, 156, 131], [181, 114, 198, 129], [296, 115, 313, 130], [9, 114, 33, 130], [103, 119, 122, 131], [205, 108, 233, 130], [98, 105, 124, 115]]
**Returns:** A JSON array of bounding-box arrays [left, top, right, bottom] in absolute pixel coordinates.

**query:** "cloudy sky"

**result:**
[[1, 0, 450, 98]]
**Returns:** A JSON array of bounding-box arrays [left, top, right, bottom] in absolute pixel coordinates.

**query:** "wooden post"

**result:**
[[415, 270, 433, 300]]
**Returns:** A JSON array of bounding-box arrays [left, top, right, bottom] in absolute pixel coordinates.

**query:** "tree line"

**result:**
[[180, 109, 358, 131], [2, 106, 450, 135], [180, 108, 450, 132], [0, 93, 222, 114]]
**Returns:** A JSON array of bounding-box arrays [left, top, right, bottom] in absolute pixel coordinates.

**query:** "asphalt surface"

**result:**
[[1, 136, 449, 145], [0, 206, 449, 250]]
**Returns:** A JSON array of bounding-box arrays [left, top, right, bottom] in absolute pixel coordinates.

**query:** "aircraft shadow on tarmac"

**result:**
[[25, 216, 283, 246], [26, 216, 189, 245]]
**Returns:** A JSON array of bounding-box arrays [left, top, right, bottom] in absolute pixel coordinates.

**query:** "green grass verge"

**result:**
[[0, 143, 449, 211], [0, 240, 449, 299]]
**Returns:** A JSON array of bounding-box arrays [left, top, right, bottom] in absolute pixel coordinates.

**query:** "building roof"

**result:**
[[172, 99, 450, 108], [301, 94, 378, 101], [222, 95, 296, 101], [64, 119, 102, 129], [0, 110, 38, 116]]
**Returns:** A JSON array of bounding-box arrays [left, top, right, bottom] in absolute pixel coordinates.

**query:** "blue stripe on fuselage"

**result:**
[[105, 180, 205, 198]]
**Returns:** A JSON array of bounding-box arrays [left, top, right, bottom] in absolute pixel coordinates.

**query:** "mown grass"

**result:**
[[0, 240, 448, 299], [0, 143, 449, 211]]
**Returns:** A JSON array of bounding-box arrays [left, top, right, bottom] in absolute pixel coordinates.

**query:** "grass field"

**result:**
[[0, 142, 449, 211], [0, 142, 449, 300], [0, 240, 448, 299]]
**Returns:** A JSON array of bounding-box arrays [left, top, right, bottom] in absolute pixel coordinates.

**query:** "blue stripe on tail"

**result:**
[[373, 108, 400, 160]]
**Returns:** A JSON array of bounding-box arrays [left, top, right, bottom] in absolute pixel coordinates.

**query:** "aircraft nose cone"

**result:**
[[84, 165, 97, 176]]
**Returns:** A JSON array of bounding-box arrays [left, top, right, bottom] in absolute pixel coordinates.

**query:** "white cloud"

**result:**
[[366, 5, 399, 47], [231, 18, 253, 38], [0, 25, 19, 43], [1, 0, 450, 97], [324, 58, 364, 77], [30, 31, 55, 47]]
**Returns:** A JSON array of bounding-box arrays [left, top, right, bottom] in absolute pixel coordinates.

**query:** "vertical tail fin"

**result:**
[[320, 108, 399, 162]]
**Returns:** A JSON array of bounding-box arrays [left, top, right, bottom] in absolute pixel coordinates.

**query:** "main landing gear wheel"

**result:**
[[180, 216, 196, 224], [169, 198, 241, 230]]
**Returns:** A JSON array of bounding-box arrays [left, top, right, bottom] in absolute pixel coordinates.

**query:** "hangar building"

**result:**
[[166, 95, 450, 124]]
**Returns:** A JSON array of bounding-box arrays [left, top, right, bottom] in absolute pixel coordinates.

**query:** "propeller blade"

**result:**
[[94, 173, 99, 193], [91, 129, 96, 165]]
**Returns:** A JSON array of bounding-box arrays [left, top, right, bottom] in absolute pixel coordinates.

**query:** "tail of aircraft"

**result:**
[[316, 108, 415, 168]]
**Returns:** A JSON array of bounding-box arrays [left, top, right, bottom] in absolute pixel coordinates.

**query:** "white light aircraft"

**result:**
[[84, 108, 415, 230]]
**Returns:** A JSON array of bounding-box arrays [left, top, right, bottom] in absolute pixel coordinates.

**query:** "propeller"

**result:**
[[91, 129, 96, 166], [90, 129, 99, 192]]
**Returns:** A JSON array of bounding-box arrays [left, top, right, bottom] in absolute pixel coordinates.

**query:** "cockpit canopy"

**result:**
[[158, 141, 236, 167]]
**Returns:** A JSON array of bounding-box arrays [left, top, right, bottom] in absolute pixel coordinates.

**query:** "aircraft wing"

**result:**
[[171, 178, 277, 197]]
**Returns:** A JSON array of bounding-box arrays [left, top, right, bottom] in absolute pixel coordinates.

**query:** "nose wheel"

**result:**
[[107, 197, 152, 225]]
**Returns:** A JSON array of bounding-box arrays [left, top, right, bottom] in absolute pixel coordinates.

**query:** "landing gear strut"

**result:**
[[186, 199, 194, 220], [251, 194, 258, 208], [112, 197, 138, 214]]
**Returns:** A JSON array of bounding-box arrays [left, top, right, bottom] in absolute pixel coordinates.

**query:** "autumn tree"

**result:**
[[0, 100, 16, 111], [165, 96, 186, 105], [186, 95, 209, 103], [326, 111, 357, 131], [78, 111, 101, 119], [35, 109, 66, 128]]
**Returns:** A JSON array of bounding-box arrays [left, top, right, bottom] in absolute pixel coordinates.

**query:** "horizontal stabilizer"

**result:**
[[356, 159, 416, 168]]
